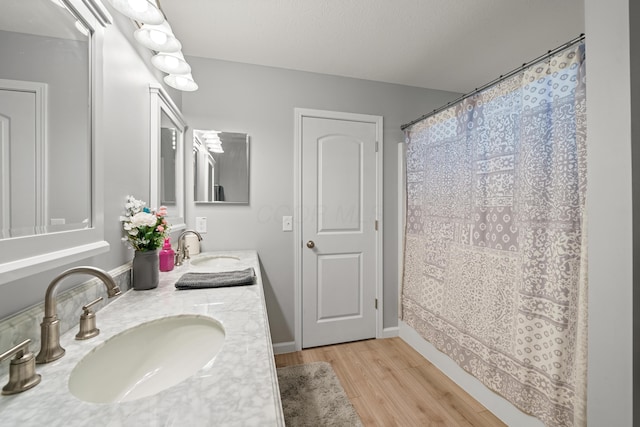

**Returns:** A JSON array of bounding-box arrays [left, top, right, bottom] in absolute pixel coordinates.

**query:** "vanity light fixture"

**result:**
[[106, 0, 164, 25], [134, 21, 181, 52], [152, 50, 191, 74], [164, 73, 198, 92], [107, 0, 199, 91]]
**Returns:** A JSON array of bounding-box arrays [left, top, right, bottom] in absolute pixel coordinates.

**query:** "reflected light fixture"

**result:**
[[164, 73, 198, 92], [203, 132, 224, 153], [152, 51, 191, 74], [107, 0, 165, 25], [134, 21, 181, 52]]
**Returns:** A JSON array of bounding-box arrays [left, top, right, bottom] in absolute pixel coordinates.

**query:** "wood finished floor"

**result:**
[[274, 337, 506, 427]]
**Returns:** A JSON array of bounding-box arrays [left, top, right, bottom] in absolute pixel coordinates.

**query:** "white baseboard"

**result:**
[[273, 327, 399, 354], [381, 326, 399, 338], [272, 341, 296, 355], [399, 321, 544, 427]]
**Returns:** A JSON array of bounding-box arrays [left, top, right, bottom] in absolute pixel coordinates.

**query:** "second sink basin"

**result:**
[[68, 314, 225, 403], [189, 254, 241, 270]]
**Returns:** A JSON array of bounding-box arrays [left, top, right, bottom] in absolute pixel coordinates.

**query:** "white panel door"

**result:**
[[302, 116, 378, 348], [0, 89, 37, 237]]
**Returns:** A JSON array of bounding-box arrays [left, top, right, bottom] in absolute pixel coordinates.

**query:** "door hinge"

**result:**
[[375, 220, 378, 231], [375, 141, 379, 152], [375, 298, 378, 309]]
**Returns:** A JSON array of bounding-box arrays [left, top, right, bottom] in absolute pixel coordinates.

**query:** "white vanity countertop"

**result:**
[[0, 250, 285, 427]]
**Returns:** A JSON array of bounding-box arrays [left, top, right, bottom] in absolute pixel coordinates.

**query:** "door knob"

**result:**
[[306, 241, 315, 249]]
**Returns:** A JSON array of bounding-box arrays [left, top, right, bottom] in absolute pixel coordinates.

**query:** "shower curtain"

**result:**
[[402, 43, 586, 427]]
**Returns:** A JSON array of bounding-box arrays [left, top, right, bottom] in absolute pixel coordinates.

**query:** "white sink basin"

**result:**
[[68, 315, 225, 403], [189, 254, 241, 269]]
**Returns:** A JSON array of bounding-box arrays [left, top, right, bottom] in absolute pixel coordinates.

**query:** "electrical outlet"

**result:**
[[282, 216, 293, 232], [195, 216, 207, 233]]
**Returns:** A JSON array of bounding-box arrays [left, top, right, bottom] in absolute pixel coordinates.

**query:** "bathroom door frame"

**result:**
[[293, 108, 384, 351], [0, 79, 48, 234]]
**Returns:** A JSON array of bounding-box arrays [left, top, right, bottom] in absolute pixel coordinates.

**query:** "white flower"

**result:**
[[130, 212, 157, 228], [124, 195, 146, 215]]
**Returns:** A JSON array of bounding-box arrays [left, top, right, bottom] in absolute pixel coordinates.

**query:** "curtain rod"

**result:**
[[400, 33, 585, 131]]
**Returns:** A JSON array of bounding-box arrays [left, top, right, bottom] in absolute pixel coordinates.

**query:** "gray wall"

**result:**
[[181, 56, 459, 344]]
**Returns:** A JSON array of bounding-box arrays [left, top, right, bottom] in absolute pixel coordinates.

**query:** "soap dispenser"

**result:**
[[159, 238, 175, 272]]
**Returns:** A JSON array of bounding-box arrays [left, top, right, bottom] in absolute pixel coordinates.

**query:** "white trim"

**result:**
[[0, 241, 109, 285], [397, 142, 405, 317], [80, 0, 112, 26], [293, 108, 383, 351], [0, 118, 8, 234], [399, 321, 544, 427], [272, 341, 297, 355]]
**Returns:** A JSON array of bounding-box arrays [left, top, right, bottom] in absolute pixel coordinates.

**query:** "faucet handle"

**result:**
[[75, 297, 103, 340], [0, 339, 42, 395]]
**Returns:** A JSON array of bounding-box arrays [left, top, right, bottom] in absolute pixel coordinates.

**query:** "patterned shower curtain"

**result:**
[[402, 43, 586, 427]]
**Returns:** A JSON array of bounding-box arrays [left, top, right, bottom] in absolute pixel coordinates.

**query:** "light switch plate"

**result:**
[[195, 217, 207, 233], [282, 216, 293, 232]]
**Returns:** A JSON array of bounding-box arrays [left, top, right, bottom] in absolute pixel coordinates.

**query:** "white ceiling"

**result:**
[[160, 0, 584, 93]]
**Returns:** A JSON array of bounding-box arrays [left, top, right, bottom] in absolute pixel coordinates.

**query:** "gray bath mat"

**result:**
[[277, 361, 363, 427]]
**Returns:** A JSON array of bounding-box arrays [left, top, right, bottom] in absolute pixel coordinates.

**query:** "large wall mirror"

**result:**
[[150, 84, 186, 230], [0, 0, 111, 284], [1, 0, 92, 239], [193, 130, 249, 204]]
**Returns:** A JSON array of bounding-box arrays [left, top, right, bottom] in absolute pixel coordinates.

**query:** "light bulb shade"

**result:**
[[164, 73, 198, 92], [151, 51, 191, 74], [134, 22, 181, 53], [204, 135, 221, 144], [107, 0, 165, 25]]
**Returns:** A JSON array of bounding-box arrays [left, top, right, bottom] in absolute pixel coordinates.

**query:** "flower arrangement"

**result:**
[[120, 195, 170, 251]]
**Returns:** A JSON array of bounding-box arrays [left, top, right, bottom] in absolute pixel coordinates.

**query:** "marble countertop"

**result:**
[[0, 250, 285, 427]]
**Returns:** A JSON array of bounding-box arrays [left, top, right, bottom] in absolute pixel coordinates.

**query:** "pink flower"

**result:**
[[156, 225, 165, 233], [156, 206, 168, 217], [162, 219, 167, 224]]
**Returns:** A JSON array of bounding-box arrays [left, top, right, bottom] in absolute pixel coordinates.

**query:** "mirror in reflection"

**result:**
[[0, 0, 91, 239], [193, 130, 249, 204], [160, 111, 177, 205]]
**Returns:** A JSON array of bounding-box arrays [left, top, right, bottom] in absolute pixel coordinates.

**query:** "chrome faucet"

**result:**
[[36, 266, 121, 364], [175, 230, 202, 266]]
